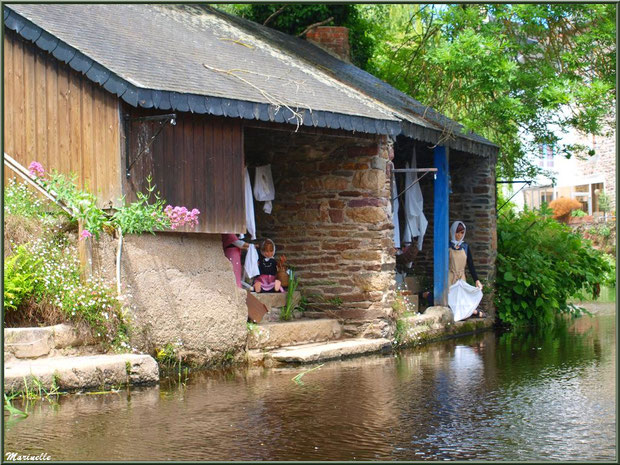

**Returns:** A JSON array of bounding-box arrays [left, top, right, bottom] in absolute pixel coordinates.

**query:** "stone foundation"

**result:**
[[91, 232, 247, 366]]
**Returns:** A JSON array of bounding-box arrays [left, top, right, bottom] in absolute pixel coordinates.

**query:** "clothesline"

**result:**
[[392, 168, 438, 173], [390, 171, 432, 202]]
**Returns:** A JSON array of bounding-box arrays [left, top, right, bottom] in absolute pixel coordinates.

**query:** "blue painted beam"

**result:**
[[433, 146, 449, 306]]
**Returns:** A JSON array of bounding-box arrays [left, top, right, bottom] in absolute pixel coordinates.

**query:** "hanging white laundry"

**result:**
[[244, 167, 256, 240], [402, 149, 428, 251], [253, 165, 275, 214], [392, 172, 401, 249], [448, 279, 483, 322], [244, 245, 260, 280]]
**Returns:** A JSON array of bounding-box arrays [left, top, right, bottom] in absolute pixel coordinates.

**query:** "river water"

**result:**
[[4, 303, 615, 461]]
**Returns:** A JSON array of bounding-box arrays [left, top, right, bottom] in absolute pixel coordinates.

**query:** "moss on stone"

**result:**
[[392, 315, 494, 349]]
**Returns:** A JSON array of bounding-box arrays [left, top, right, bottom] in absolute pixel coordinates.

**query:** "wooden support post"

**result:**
[[433, 146, 449, 306]]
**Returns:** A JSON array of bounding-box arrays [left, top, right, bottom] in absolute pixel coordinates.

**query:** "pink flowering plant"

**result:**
[[28, 161, 45, 177], [5, 163, 200, 348], [164, 205, 200, 229], [25, 162, 200, 236], [111, 176, 172, 235]]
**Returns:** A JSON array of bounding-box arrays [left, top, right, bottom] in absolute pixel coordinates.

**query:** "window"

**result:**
[[538, 144, 554, 168]]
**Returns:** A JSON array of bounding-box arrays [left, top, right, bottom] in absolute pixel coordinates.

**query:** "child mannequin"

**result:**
[[253, 239, 284, 293]]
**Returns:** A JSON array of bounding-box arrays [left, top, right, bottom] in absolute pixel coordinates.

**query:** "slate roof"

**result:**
[[4, 4, 499, 156]]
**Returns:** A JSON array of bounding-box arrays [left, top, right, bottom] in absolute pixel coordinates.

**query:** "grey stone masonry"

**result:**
[[247, 128, 396, 337], [415, 147, 498, 314]]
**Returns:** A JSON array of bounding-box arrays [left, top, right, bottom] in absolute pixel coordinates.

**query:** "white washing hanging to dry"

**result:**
[[253, 164, 275, 214], [402, 148, 428, 250], [244, 244, 259, 279], [243, 167, 256, 240]]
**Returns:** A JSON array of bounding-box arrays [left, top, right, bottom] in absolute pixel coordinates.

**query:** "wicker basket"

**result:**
[[276, 268, 289, 287]]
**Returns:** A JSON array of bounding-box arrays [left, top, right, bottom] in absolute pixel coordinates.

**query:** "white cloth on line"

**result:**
[[244, 245, 260, 279], [402, 149, 428, 251], [448, 279, 483, 322], [244, 167, 256, 240], [253, 164, 275, 214], [392, 172, 401, 249]]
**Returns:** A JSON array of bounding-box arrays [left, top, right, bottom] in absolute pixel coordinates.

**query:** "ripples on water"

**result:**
[[4, 306, 616, 461]]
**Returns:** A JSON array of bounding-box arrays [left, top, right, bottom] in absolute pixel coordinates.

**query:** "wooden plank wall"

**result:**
[[124, 110, 246, 234], [3, 31, 122, 208]]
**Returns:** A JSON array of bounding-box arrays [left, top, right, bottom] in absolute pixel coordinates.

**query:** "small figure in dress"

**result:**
[[253, 239, 284, 293]]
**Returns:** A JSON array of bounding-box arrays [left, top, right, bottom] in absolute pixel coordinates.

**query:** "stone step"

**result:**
[[247, 318, 341, 350], [4, 324, 96, 360], [251, 291, 302, 322], [407, 306, 454, 329], [4, 353, 159, 393], [268, 338, 392, 364], [251, 291, 299, 309]]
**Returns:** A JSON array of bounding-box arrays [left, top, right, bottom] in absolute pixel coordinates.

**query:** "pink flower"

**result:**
[[28, 161, 45, 177], [80, 230, 93, 240], [163, 204, 200, 229]]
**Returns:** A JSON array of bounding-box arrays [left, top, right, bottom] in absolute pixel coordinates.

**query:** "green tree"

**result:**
[[218, 4, 614, 180], [366, 4, 616, 179], [216, 3, 380, 70]]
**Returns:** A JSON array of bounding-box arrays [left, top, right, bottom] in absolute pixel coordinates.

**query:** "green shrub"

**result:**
[[3, 181, 129, 349], [112, 189, 168, 235], [4, 165, 199, 349], [596, 225, 611, 238], [3, 247, 38, 311], [8, 234, 129, 348], [496, 208, 613, 327], [598, 191, 611, 213], [571, 209, 587, 217], [43, 170, 108, 237]]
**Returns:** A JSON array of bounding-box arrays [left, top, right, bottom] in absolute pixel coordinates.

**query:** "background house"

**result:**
[[513, 129, 615, 217], [3, 4, 499, 362]]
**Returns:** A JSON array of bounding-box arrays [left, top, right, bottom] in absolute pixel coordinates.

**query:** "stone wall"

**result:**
[[91, 233, 248, 366], [413, 147, 498, 313], [450, 150, 498, 312], [246, 128, 396, 338]]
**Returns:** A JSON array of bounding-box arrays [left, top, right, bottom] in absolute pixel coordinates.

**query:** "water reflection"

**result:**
[[4, 306, 615, 461]]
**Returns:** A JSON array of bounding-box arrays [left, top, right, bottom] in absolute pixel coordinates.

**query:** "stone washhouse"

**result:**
[[4, 4, 499, 365]]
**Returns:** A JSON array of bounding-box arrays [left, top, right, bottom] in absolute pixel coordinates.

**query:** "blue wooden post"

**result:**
[[433, 146, 449, 306]]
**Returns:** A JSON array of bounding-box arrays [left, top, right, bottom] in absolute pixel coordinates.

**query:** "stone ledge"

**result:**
[[4, 324, 95, 360], [247, 318, 342, 350], [4, 353, 159, 393], [397, 306, 494, 347], [269, 338, 392, 364]]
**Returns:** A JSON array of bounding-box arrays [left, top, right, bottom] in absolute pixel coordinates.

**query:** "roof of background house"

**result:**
[[4, 3, 499, 156]]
